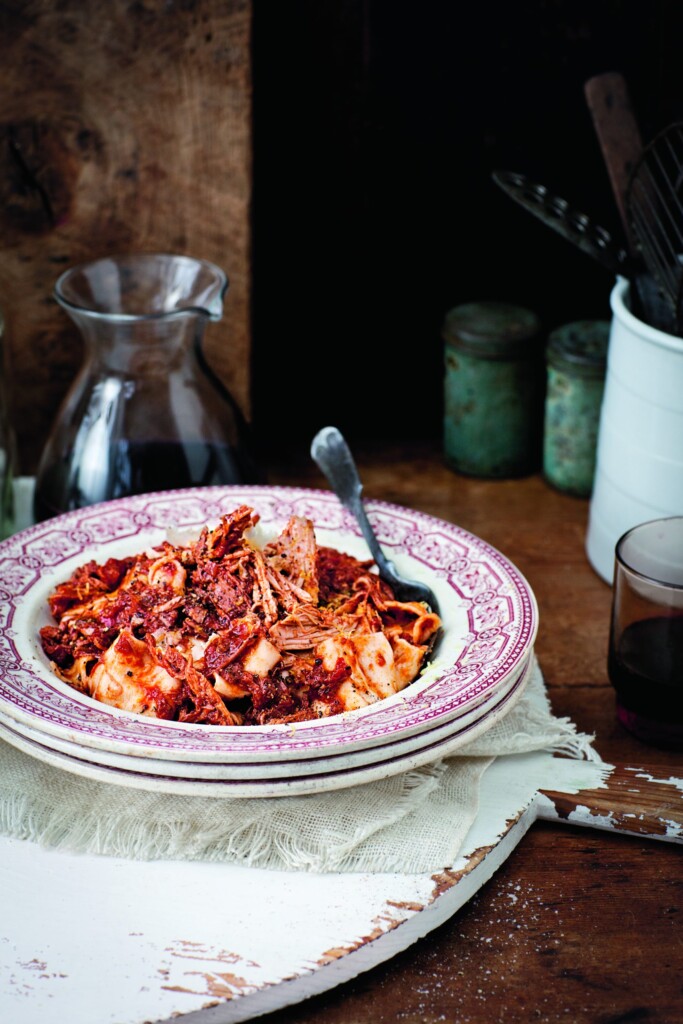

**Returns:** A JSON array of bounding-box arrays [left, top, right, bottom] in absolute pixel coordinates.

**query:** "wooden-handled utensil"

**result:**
[[584, 71, 643, 251], [584, 71, 675, 332]]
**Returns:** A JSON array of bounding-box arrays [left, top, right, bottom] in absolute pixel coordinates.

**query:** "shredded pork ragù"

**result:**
[[39, 506, 441, 726]]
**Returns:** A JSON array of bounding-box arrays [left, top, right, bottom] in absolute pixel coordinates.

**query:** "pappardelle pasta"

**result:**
[[40, 505, 441, 726]]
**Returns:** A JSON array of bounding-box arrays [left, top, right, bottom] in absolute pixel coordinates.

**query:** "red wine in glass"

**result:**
[[608, 614, 683, 748]]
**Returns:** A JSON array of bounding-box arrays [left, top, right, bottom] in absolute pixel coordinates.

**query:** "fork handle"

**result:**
[[310, 426, 399, 580]]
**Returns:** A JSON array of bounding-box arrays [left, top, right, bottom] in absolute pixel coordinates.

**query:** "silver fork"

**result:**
[[310, 426, 440, 614]]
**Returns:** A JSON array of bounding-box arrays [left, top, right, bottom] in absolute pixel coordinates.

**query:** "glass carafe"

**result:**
[[33, 253, 262, 522]]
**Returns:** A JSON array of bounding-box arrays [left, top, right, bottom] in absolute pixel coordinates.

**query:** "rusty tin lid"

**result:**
[[546, 320, 610, 378], [442, 301, 542, 360]]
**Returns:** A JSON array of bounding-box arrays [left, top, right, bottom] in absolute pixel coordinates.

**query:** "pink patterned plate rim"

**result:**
[[0, 653, 530, 780], [0, 657, 532, 798], [0, 486, 539, 761]]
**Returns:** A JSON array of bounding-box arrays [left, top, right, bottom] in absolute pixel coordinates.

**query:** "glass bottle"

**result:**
[[33, 253, 262, 522]]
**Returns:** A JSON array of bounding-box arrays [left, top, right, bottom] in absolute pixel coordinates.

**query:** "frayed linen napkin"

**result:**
[[0, 653, 599, 874]]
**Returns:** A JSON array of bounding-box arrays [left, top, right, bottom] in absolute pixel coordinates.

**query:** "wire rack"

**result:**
[[626, 121, 683, 335]]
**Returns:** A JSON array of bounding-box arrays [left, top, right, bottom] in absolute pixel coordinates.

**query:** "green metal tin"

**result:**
[[542, 319, 610, 497], [442, 301, 544, 478]]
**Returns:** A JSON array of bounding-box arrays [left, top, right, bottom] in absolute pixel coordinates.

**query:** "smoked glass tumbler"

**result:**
[[608, 517, 683, 748]]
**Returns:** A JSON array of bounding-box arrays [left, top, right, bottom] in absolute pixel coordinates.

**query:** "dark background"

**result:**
[[251, 0, 683, 453]]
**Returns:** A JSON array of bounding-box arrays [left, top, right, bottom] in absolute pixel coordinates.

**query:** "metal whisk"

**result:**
[[626, 121, 683, 335]]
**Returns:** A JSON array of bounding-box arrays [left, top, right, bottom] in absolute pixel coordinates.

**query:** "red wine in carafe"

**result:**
[[33, 439, 257, 522]]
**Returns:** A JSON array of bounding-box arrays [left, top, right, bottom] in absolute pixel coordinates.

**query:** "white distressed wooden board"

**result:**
[[2, 751, 681, 1024]]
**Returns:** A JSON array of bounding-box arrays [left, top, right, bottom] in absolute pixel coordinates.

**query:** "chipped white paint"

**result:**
[[635, 770, 683, 793], [537, 760, 683, 843], [0, 753, 680, 1024], [566, 805, 617, 830]]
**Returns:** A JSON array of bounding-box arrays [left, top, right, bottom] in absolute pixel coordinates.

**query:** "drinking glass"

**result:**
[[608, 517, 683, 748]]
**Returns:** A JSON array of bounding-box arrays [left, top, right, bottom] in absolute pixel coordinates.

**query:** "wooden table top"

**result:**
[[262, 438, 683, 1024]]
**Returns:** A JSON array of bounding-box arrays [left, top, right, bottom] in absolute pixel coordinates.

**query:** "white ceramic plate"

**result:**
[[0, 656, 532, 797], [0, 650, 531, 780], [0, 486, 538, 762]]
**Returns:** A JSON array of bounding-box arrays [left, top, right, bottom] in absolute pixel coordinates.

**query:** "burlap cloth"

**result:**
[[0, 652, 599, 873]]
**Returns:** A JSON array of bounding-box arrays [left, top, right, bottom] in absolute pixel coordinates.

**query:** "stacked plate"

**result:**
[[0, 486, 538, 797]]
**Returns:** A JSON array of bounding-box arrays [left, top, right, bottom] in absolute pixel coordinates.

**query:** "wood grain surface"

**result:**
[[0, 0, 252, 472], [262, 440, 683, 1024], [540, 762, 683, 841], [584, 71, 643, 247]]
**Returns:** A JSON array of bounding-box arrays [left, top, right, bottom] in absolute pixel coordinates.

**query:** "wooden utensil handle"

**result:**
[[584, 71, 643, 249], [538, 762, 683, 843]]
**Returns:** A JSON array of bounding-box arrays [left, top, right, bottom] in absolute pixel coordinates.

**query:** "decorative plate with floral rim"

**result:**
[[0, 487, 538, 762]]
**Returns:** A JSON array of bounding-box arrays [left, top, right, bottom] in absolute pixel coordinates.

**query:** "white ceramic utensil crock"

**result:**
[[586, 277, 683, 583]]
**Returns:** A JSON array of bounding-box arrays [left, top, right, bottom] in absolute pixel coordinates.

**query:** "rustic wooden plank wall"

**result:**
[[0, 0, 252, 472], [4, 2, 683, 472]]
